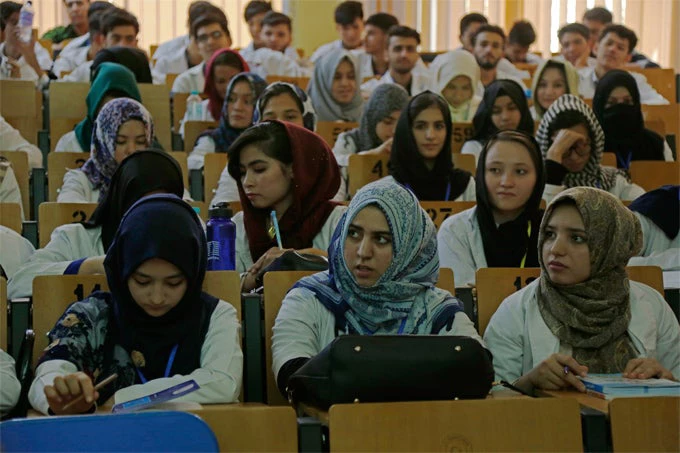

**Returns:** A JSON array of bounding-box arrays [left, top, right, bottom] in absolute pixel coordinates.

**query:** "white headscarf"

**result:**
[[308, 50, 364, 122], [431, 50, 482, 122]]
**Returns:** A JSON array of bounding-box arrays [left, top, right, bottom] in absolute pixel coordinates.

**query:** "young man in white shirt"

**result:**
[[555, 23, 596, 69], [361, 26, 431, 97], [172, 13, 232, 94], [505, 20, 543, 65], [578, 24, 668, 104], [309, 1, 364, 64], [471, 24, 527, 90], [356, 12, 397, 78], [238, 1, 272, 61]]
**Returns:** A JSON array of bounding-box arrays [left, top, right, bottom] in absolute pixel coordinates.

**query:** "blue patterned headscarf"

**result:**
[[293, 178, 462, 335], [81, 97, 154, 202]]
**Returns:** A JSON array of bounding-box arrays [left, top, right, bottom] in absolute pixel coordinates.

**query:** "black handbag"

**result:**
[[287, 335, 494, 410], [255, 250, 328, 288]]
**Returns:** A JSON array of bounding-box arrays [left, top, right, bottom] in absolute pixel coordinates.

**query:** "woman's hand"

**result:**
[[516, 353, 589, 394], [241, 247, 293, 291], [362, 138, 393, 156], [44, 372, 98, 415], [623, 358, 675, 380], [546, 129, 588, 164], [78, 256, 106, 275]]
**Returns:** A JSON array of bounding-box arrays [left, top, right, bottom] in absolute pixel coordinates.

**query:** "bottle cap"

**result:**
[[209, 202, 233, 218], [190, 90, 199, 95]]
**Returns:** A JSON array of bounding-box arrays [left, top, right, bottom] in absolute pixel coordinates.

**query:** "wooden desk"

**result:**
[[538, 389, 610, 414]]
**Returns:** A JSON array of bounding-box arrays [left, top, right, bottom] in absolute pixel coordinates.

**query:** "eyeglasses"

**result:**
[[196, 30, 225, 43], [563, 140, 591, 158]]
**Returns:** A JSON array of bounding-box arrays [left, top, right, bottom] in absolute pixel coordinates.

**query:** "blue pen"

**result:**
[[270, 210, 283, 249]]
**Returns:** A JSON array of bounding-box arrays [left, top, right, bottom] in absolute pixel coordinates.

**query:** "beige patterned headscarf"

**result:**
[[536, 187, 643, 373]]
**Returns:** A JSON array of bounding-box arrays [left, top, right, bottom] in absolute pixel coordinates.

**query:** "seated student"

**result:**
[[0, 1, 52, 88], [555, 23, 595, 70], [172, 12, 232, 95], [438, 131, 545, 288], [361, 26, 432, 98], [530, 59, 579, 121], [238, 0, 272, 58], [536, 94, 644, 203], [189, 72, 266, 170], [470, 24, 528, 90], [0, 115, 41, 169], [90, 46, 152, 84], [462, 79, 534, 163], [386, 92, 476, 202], [226, 121, 345, 289], [356, 12, 398, 77], [310, 1, 364, 63], [61, 7, 140, 83], [55, 63, 141, 153], [578, 24, 668, 104], [8, 150, 184, 299], [308, 50, 363, 122], [0, 349, 20, 417], [432, 50, 482, 122], [484, 187, 680, 394], [210, 81, 316, 206], [179, 48, 249, 138], [592, 70, 673, 167], [241, 11, 309, 79], [28, 194, 242, 415], [332, 84, 409, 201], [628, 185, 680, 271], [58, 98, 153, 203], [505, 20, 543, 64], [0, 225, 34, 280], [42, 0, 89, 45], [272, 178, 483, 395], [0, 156, 23, 219]]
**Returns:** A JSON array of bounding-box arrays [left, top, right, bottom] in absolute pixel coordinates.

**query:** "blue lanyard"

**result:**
[[405, 182, 451, 201], [135, 344, 178, 384]]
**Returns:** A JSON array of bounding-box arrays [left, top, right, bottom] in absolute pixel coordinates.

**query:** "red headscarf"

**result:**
[[203, 49, 250, 120], [236, 121, 341, 262]]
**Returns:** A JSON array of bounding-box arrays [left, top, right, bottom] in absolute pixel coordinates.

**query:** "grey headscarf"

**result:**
[[343, 83, 409, 151], [308, 50, 364, 122]]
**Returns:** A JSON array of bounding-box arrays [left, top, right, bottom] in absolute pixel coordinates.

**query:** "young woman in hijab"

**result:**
[[628, 185, 680, 271], [179, 49, 249, 138], [484, 187, 679, 395], [8, 150, 184, 299], [307, 50, 363, 122], [90, 47, 153, 84], [54, 63, 142, 153], [592, 70, 673, 168], [227, 121, 346, 291], [536, 94, 644, 203], [28, 194, 242, 415], [432, 50, 482, 122], [57, 98, 154, 203], [188, 72, 266, 170], [332, 83, 409, 201], [272, 179, 483, 396], [461, 79, 534, 164], [387, 92, 476, 202], [210, 81, 316, 206], [530, 59, 579, 121], [438, 131, 546, 287]]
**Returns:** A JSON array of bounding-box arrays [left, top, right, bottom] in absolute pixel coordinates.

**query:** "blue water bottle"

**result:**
[[206, 203, 236, 271]]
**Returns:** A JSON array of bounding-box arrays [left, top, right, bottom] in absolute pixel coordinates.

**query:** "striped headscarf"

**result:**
[[293, 178, 462, 335], [535, 94, 628, 191], [253, 82, 317, 131]]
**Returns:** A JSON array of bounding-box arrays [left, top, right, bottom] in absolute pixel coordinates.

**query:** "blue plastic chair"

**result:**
[[0, 411, 218, 452]]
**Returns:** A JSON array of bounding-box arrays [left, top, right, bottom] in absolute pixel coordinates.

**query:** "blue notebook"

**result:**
[[112, 380, 200, 413], [579, 374, 680, 398]]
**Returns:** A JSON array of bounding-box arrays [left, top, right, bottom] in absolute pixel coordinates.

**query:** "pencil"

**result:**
[[61, 373, 118, 411], [270, 210, 283, 249]]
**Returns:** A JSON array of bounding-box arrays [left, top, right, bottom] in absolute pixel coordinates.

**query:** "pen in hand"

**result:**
[[270, 210, 283, 249], [61, 373, 118, 412]]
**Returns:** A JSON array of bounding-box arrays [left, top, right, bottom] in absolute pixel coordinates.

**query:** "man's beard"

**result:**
[[476, 56, 498, 70]]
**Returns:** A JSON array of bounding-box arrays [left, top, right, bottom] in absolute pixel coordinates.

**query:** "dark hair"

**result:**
[[188, 1, 218, 27], [88, 1, 116, 17], [558, 23, 589, 41], [262, 11, 291, 31], [387, 25, 421, 45], [88, 9, 105, 36], [471, 24, 505, 47], [547, 110, 594, 148], [227, 122, 292, 179], [211, 50, 246, 72], [583, 7, 613, 24], [598, 24, 637, 53], [101, 8, 140, 36], [408, 92, 449, 132], [459, 12, 488, 35], [244, 0, 272, 22], [258, 84, 304, 115], [334, 1, 363, 25], [191, 13, 230, 39], [0, 1, 21, 32], [365, 12, 398, 33], [482, 130, 542, 170], [91, 47, 152, 83], [508, 20, 536, 47]]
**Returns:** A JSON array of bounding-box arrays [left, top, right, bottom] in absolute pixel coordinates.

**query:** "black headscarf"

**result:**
[[90, 47, 153, 84], [592, 70, 665, 169], [471, 79, 534, 143], [475, 131, 546, 268], [83, 149, 184, 251], [103, 194, 218, 382], [389, 91, 472, 201], [629, 185, 679, 240]]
